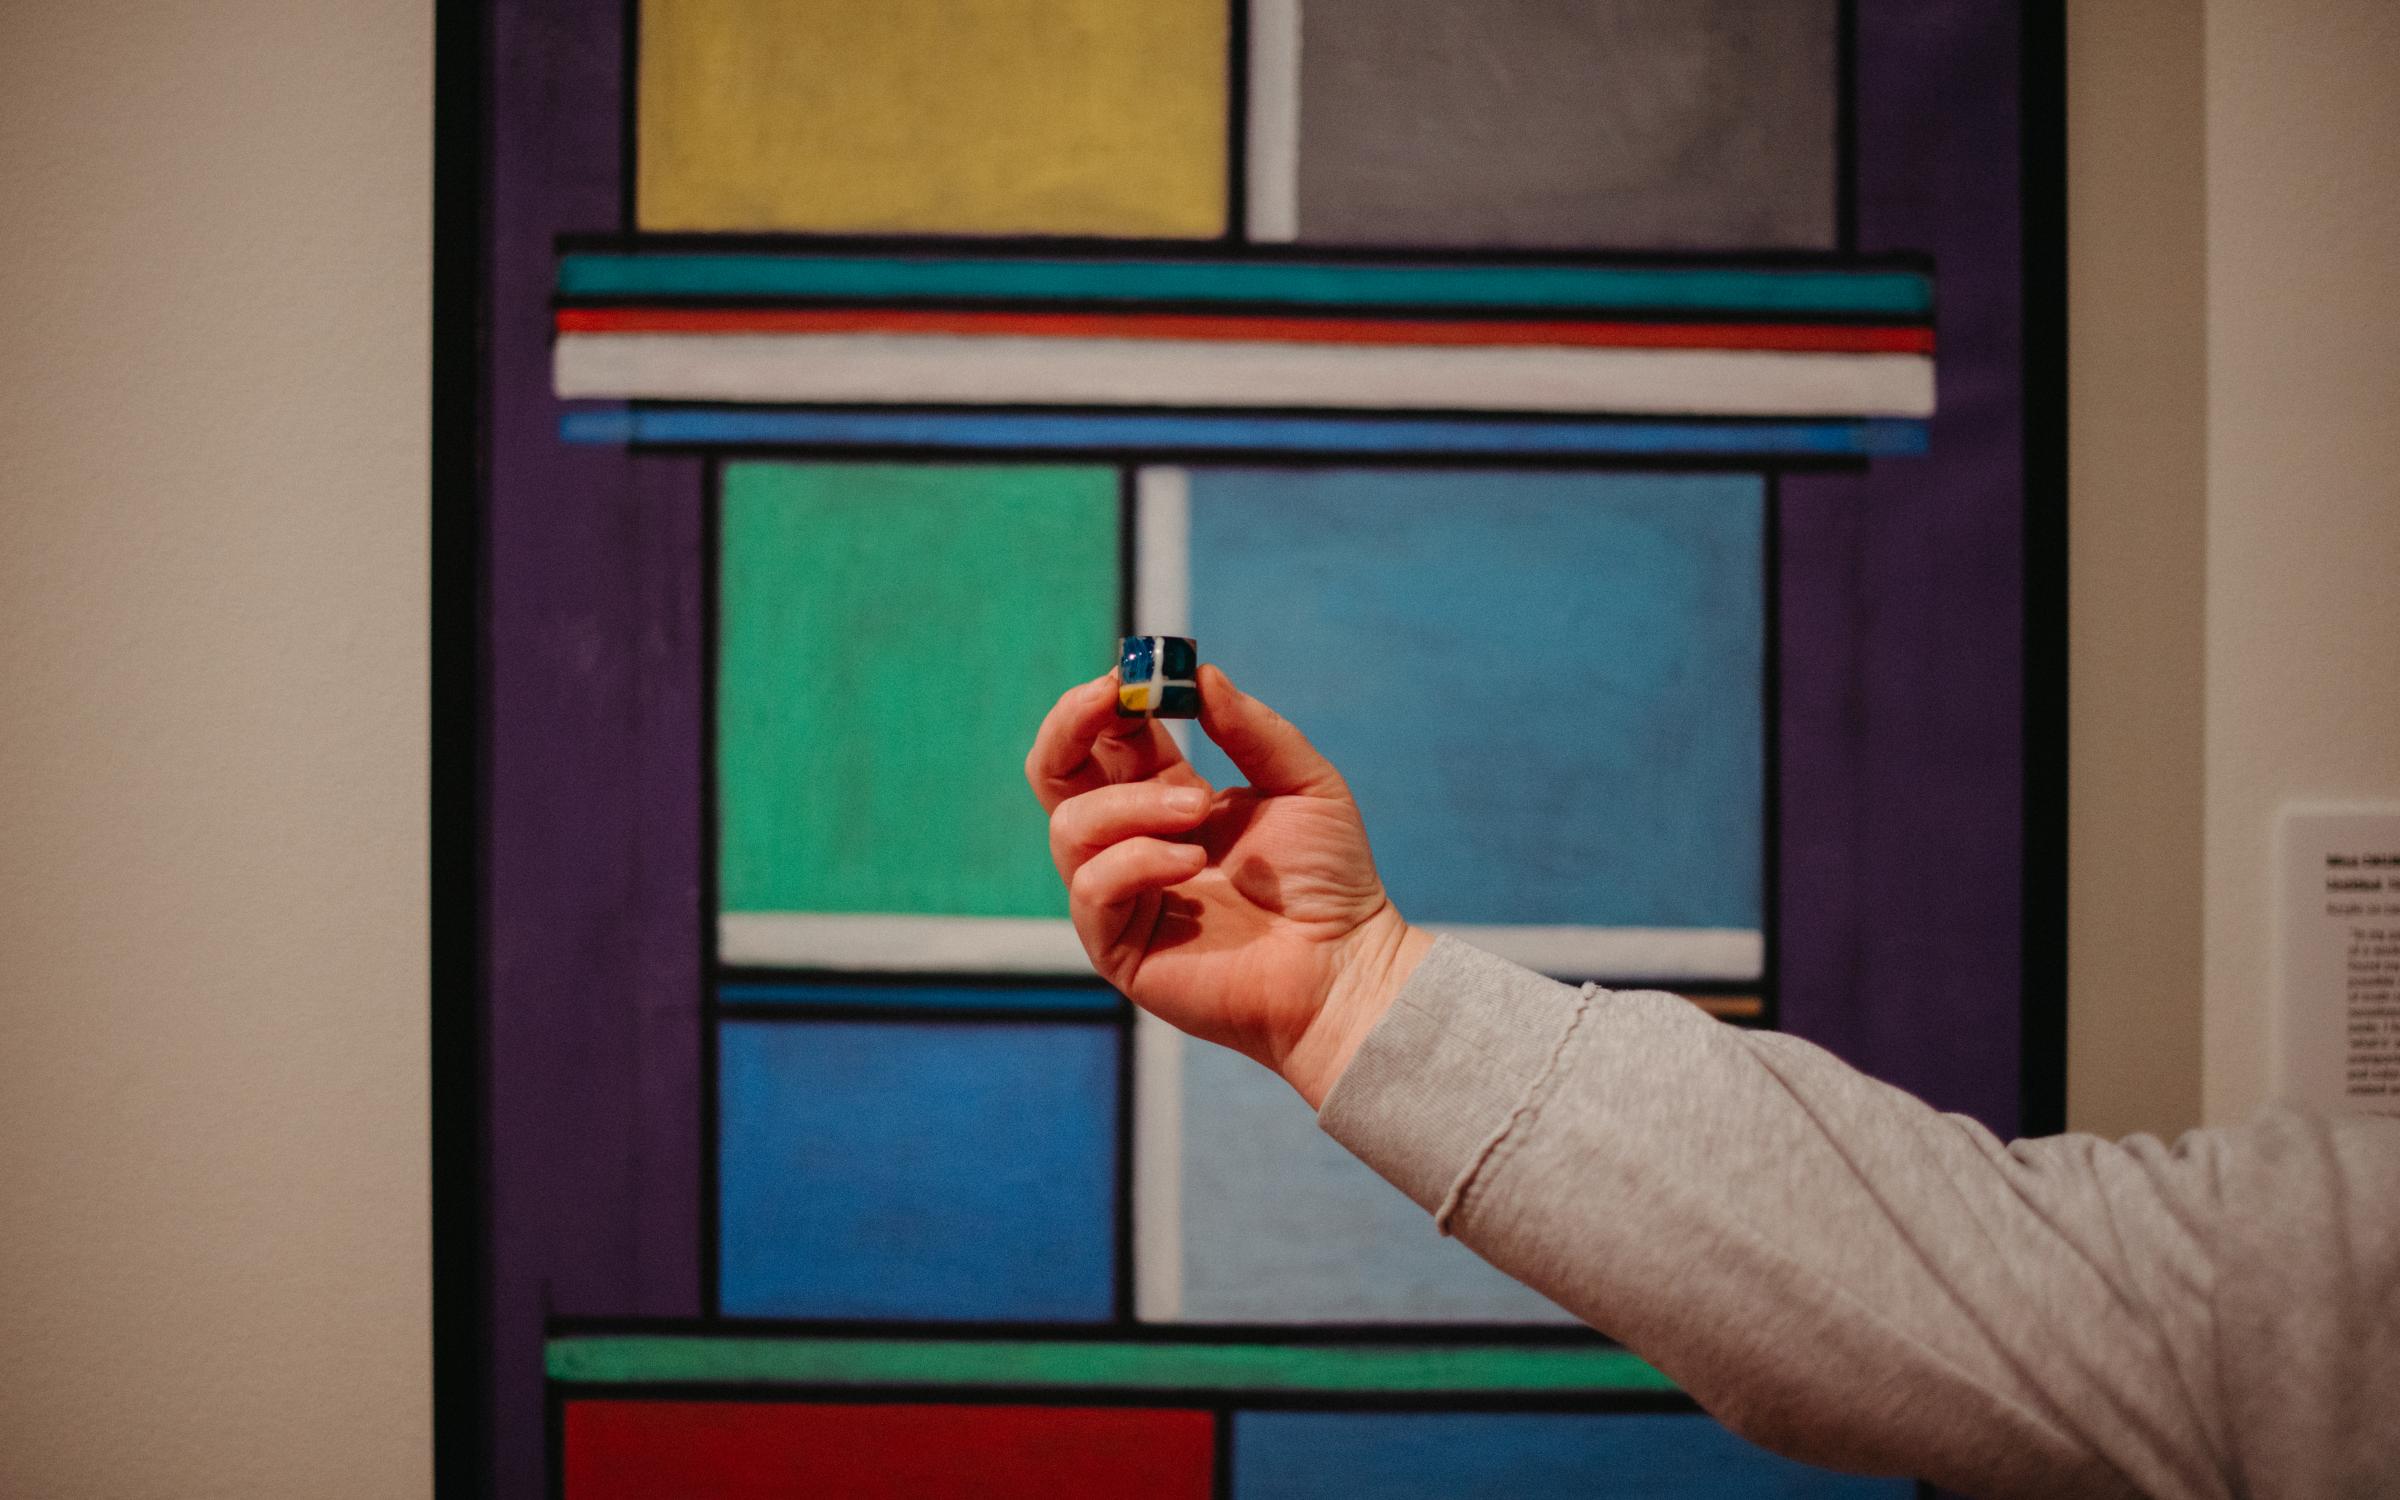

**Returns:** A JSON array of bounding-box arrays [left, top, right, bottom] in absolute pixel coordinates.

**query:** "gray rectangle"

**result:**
[[1296, 0, 1838, 250]]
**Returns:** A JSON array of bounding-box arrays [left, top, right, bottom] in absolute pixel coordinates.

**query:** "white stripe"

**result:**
[[555, 333, 1937, 417], [1246, 0, 1302, 242], [1132, 1009, 1184, 1321], [719, 912, 1760, 982], [1133, 467, 1193, 752], [1425, 924, 1765, 982], [1134, 470, 1191, 640], [717, 913, 1093, 973], [1129, 467, 1195, 1319]]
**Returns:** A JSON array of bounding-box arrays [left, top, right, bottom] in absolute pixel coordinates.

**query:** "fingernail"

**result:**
[[1166, 787, 1207, 815]]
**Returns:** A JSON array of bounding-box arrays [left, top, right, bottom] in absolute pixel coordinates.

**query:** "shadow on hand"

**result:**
[[1148, 790, 1282, 958]]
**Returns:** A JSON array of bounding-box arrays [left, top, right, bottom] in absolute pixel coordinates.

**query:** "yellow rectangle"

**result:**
[[638, 0, 1229, 237]]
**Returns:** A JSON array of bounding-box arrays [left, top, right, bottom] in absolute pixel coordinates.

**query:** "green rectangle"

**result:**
[[546, 1335, 1672, 1395], [718, 462, 1118, 917]]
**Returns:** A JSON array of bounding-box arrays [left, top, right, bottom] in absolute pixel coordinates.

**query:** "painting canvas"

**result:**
[[432, 1, 2065, 1492]]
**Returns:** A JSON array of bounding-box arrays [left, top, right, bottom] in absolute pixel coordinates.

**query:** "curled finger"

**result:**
[[1049, 779, 1215, 882], [1068, 836, 1209, 962], [1025, 673, 1195, 811]]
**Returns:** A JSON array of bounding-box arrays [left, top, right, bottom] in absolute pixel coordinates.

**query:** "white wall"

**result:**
[[2068, 0, 2400, 1136], [2199, 0, 2400, 1125], [2066, 0, 2209, 1139], [0, 2, 432, 1496]]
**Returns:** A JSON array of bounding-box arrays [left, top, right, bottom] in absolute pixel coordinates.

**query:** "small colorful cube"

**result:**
[[1117, 635, 1200, 718]]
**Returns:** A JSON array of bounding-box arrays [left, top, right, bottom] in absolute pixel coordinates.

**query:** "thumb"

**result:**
[[1196, 664, 1347, 798]]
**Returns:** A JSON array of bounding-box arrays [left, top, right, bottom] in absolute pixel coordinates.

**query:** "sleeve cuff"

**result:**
[[1316, 935, 1591, 1229]]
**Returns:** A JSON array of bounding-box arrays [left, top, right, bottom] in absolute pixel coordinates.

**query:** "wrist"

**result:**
[[1281, 907, 1433, 1109]]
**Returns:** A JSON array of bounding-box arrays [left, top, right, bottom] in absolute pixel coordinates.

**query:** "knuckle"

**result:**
[[1048, 800, 1085, 849]]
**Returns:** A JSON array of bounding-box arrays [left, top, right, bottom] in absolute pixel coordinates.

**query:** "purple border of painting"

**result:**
[[466, 0, 2048, 1493], [483, 3, 707, 1497], [1778, 0, 2028, 1136]]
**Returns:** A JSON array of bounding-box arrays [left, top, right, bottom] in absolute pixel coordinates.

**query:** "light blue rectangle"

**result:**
[[556, 254, 1932, 316], [560, 406, 1930, 459], [1181, 1038, 1577, 1324], [1231, 1412, 1916, 1499], [718, 980, 1123, 1013], [1187, 469, 1764, 930], [718, 1019, 1117, 1320]]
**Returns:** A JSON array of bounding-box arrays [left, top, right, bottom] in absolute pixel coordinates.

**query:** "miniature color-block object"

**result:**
[[1118, 636, 1199, 718]]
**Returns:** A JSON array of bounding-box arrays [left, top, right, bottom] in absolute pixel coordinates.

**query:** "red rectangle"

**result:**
[[554, 304, 1935, 354], [564, 1400, 1215, 1500]]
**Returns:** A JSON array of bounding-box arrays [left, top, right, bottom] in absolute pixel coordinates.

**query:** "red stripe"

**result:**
[[563, 1400, 1213, 1500], [555, 305, 1934, 354]]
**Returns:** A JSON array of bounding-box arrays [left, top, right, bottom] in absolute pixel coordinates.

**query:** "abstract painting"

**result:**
[[432, 1, 2065, 1492]]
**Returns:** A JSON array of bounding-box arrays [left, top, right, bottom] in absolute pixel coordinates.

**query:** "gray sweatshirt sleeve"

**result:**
[[1317, 937, 2400, 1500]]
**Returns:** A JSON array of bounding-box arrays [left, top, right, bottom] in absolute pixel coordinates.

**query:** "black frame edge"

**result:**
[[2018, 0, 2071, 1138], [431, 0, 494, 1491], [1761, 473, 1784, 1033]]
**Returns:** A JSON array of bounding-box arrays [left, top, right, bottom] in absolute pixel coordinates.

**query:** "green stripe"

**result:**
[[556, 254, 1931, 318], [546, 1336, 1673, 1395]]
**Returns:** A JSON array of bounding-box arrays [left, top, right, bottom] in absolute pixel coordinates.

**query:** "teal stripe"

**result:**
[[556, 254, 1932, 318], [545, 1335, 1673, 1395], [563, 407, 1932, 459]]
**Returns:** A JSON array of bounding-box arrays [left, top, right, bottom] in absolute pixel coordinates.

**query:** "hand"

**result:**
[[1026, 664, 1430, 1107]]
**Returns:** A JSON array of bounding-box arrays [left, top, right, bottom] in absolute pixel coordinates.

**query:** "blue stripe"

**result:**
[[719, 980, 1122, 1013], [1233, 1412, 1914, 1499], [561, 407, 1930, 458], [556, 253, 1933, 317]]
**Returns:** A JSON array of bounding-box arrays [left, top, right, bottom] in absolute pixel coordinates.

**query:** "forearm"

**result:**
[[1315, 937, 2229, 1499]]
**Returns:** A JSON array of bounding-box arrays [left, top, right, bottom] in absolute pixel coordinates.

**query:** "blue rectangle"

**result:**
[[1188, 470, 1763, 930], [1231, 1412, 1914, 1499], [717, 1019, 1118, 1320], [717, 980, 1122, 1014], [560, 406, 1931, 460], [556, 254, 1934, 316]]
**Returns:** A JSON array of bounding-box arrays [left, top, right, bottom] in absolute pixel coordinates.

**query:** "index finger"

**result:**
[[1024, 673, 1195, 813]]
